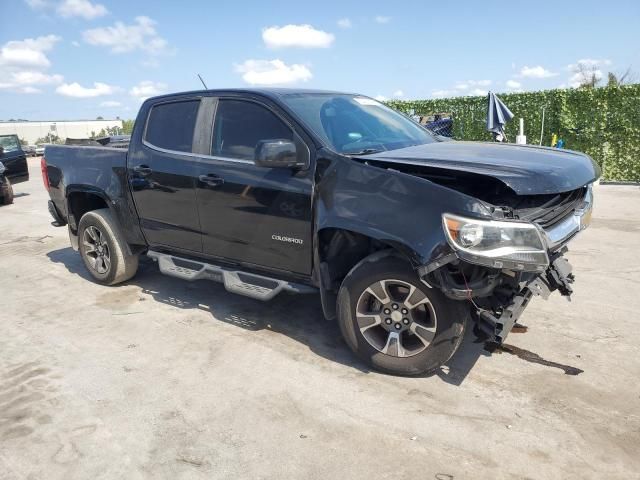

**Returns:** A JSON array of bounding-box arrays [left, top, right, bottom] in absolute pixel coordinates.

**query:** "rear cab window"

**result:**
[[144, 100, 200, 153]]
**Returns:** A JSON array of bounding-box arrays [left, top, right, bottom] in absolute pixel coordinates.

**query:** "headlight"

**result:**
[[442, 213, 549, 271]]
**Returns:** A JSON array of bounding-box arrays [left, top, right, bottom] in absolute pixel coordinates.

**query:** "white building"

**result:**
[[0, 119, 124, 145]]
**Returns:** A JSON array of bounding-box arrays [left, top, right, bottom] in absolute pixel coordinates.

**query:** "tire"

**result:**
[[78, 208, 139, 285], [337, 253, 468, 376], [1, 178, 14, 205]]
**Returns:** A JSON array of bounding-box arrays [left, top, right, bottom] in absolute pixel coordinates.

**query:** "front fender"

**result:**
[[315, 157, 492, 268]]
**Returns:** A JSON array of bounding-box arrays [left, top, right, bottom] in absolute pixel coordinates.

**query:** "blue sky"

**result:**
[[1, 0, 639, 120]]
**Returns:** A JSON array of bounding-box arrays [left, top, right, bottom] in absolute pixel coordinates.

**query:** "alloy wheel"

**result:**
[[82, 225, 111, 274], [355, 279, 437, 357]]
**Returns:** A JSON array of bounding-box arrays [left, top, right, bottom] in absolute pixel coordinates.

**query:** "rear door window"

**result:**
[[145, 100, 200, 153], [212, 100, 293, 160]]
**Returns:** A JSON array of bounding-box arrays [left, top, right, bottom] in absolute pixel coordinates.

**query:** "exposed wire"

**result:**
[[461, 268, 485, 313]]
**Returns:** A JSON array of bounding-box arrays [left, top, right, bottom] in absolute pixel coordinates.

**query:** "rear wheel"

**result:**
[[1, 178, 14, 205], [78, 208, 138, 285], [337, 254, 468, 376]]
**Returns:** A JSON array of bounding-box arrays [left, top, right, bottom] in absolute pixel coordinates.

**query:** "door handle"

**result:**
[[199, 174, 224, 188], [133, 165, 152, 176]]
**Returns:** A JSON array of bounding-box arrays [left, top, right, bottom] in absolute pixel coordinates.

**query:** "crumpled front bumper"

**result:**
[[543, 184, 594, 251], [422, 184, 594, 344], [476, 247, 576, 343], [465, 186, 593, 344]]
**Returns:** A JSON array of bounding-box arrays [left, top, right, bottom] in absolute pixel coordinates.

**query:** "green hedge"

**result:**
[[387, 84, 640, 181]]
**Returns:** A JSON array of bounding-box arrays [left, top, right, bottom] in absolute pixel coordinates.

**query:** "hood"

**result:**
[[362, 141, 601, 195]]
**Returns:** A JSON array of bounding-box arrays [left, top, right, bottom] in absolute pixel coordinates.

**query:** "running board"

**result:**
[[147, 250, 317, 301]]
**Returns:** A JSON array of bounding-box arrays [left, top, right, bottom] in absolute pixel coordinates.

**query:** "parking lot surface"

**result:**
[[1, 158, 639, 479]]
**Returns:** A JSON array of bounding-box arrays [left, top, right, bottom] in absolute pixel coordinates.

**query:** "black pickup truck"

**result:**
[[0, 134, 30, 205], [43, 89, 599, 375]]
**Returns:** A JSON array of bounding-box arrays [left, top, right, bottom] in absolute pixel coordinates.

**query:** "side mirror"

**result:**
[[254, 139, 302, 169]]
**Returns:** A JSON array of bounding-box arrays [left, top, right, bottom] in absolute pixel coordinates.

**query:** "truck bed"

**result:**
[[44, 145, 129, 225]]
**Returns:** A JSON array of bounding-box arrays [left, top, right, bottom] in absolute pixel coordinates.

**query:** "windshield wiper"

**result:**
[[345, 148, 383, 156]]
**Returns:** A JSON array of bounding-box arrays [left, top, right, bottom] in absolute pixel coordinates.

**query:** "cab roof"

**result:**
[[147, 87, 360, 103]]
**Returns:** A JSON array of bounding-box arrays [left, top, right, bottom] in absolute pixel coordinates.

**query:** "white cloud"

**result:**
[[568, 58, 611, 70], [9, 70, 63, 85], [235, 59, 312, 85], [83, 16, 170, 55], [432, 86, 488, 98], [20, 86, 42, 94], [0, 35, 64, 93], [470, 88, 488, 96], [56, 81, 117, 97], [392, 90, 404, 97], [506, 79, 521, 89], [24, 0, 50, 9], [337, 18, 352, 29], [431, 80, 491, 98], [100, 100, 122, 107], [431, 89, 451, 98], [518, 65, 557, 78], [25, 0, 107, 19], [262, 24, 334, 49], [57, 0, 107, 19], [454, 79, 491, 91], [0, 34, 60, 69], [375, 16, 391, 24], [129, 80, 167, 101]]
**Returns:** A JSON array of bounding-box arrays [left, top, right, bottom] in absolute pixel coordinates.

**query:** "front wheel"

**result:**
[[78, 208, 139, 285], [337, 254, 468, 376]]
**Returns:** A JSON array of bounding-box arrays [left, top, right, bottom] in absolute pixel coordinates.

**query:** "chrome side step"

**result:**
[[147, 250, 317, 301]]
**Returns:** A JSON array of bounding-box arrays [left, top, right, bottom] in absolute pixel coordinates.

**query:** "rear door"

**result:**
[[195, 97, 313, 275], [129, 98, 204, 252]]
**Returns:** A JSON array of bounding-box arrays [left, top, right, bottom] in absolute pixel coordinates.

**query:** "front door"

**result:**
[[129, 98, 203, 252], [0, 135, 28, 184], [195, 98, 313, 275]]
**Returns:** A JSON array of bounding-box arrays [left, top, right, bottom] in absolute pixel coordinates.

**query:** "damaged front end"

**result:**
[[419, 184, 594, 344]]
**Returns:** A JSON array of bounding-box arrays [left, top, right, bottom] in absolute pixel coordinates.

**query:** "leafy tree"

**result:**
[[88, 126, 121, 139], [19, 137, 28, 145], [106, 126, 120, 136], [122, 119, 134, 135], [575, 64, 601, 89], [607, 68, 635, 87], [34, 134, 61, 144]]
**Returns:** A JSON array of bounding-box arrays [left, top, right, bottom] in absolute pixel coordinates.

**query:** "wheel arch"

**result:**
[[65, 186, 139, 256], [315, 226, 421, 320], [66, 186, 112, 233]]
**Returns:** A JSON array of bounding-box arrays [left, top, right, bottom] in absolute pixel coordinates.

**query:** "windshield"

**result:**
[[0, 135, 21, 153], [281, 93, 436, 154]]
